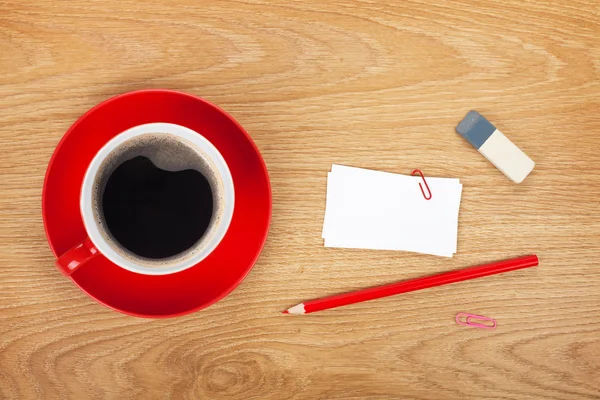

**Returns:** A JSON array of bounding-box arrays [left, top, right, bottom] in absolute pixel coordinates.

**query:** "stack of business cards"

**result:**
[[322, 165, 463, 257]]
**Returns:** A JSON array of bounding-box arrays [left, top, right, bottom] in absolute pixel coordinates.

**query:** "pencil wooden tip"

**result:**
[[282, 310, 289, 314], [285, 303, 306, 315]]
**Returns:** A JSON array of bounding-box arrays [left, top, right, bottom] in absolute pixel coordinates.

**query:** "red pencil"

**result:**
[[283, 255, 539, 315]]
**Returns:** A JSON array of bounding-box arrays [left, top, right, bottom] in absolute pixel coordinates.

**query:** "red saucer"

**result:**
[[43, 90, 271, 318]]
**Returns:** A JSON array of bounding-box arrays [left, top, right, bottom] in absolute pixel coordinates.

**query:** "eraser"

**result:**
[[456, 111, 535, 183]]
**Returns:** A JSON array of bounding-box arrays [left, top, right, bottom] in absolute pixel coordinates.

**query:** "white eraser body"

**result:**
[[478, 129, 535, 183]]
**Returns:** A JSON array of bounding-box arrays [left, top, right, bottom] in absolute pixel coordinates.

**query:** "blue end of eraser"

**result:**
[[455, 110, 496, 150]]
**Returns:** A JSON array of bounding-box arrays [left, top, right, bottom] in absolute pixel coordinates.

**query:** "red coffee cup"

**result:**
[[56, 122, 235, 276], [43, 90, 271, 317]]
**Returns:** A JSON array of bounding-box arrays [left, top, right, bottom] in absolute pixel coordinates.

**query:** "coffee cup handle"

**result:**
[[55, 237, 98, 276]]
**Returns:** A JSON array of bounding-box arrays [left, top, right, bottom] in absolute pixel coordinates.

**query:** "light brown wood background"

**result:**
[[1, 0, 599, 398]]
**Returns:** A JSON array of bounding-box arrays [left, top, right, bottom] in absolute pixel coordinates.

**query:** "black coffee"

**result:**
[[102, 156, 213, 259]]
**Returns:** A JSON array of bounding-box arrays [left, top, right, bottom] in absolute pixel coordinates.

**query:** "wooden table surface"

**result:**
[[1, 0, 600, 398]]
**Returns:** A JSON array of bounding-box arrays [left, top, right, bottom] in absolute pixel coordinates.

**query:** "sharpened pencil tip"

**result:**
[[282, 310, 289, 314]]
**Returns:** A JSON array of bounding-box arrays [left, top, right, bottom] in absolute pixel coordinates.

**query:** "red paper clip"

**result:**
[[411, 169, 432, 200], [455, 313, 496, 329]]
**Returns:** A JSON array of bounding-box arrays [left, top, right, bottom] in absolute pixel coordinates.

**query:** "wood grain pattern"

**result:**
[[1, 0, 600, 398]]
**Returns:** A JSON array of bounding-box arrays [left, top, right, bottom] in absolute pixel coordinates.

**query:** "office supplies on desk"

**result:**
[[283, 255, 539, 315], [455, 313, 497, 329], [456, 110, 535, 183], [322, 165, 462, 257]]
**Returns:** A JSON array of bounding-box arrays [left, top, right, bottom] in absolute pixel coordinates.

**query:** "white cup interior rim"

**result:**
[[80, 122, 235, 275]]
